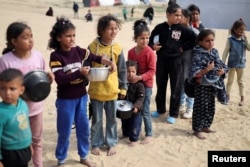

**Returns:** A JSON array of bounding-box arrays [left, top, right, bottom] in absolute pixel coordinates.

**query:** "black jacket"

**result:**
[[149, 22, 197, 58]]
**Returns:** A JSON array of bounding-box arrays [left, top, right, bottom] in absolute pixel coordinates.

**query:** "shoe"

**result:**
[[179, 104, 186, 114], [151, 111, 159, 118], [183, 108, 193, 119], [166, 116, 176, 124]]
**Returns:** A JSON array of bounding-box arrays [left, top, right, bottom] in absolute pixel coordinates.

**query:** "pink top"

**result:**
[[128, 46, 156, 88], [0, 50, 46, 116]]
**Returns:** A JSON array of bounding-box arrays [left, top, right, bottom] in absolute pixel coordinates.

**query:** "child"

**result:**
[[150, 3, 197, 124], [188, 29, 228, 140], [121, 60, 145, 147], [85, 9, 93, 22], [222, 18, 250, 106], [0, 21, 54, 167], [48, 17, 116, 166], [88, 14, 127, 156], [0, 68, 32, 167], [187, 4, 205, 31], [179, 9, 199, 119], [122, 7, 127, 21], [127, 19, 156, 144]]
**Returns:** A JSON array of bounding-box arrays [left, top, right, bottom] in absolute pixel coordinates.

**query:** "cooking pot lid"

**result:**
[[117, 100, 133, 111]]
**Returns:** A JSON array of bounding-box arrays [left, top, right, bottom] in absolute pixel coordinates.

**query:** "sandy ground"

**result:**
[[0, 0, 250, 167]]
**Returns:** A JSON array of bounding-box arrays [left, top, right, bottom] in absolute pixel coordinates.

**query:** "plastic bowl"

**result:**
[[87, 67, 109, 81], [21, 70, 51, 102]]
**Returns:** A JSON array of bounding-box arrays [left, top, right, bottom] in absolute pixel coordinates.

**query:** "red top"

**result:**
[[128, 46, 156, 88]]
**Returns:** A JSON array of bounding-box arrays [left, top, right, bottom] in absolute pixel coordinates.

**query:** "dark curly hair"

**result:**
[[133, 19, 150, 40], [97, 14, 122, 37], [48, 17, 75, 50]]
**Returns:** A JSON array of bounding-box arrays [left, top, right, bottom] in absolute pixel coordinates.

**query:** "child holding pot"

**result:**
[[120, 60, 145, 147]]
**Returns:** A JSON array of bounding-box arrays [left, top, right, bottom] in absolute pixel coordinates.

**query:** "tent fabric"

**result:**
[[84, 0, 144, 6]]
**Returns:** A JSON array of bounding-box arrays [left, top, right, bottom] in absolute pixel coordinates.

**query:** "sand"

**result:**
[[0, 0, 249, 167]]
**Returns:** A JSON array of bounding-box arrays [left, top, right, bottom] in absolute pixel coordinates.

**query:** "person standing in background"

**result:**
[[187, 4, 205, 31], [73, 1, 79, 19], [122, 7, 128, 21], [222, 18, 250, 106], [143, 4, 154, 24]]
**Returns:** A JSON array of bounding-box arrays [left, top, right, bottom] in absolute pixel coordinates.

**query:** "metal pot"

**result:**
[[116, 100, 133, 119], [87, 67, 109, 82], [21, 70, 51, 102]]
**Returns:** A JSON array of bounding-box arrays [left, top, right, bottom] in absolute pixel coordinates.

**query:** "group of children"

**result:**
[[0, 2, 249, 167]]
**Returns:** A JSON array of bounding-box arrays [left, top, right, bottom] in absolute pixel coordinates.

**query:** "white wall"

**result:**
[[177, 0, 250, 30]]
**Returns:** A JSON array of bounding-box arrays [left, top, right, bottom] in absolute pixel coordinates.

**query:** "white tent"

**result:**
[[177, 0, 250, 30], [121, 0, 141, 5]]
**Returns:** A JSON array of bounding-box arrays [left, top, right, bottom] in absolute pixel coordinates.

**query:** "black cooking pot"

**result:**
[[21, 70, 51, 102], [116, 100, 133, 119]]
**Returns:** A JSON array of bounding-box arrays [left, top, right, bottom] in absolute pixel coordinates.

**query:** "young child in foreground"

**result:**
[[121, 60, 145, 147], [48, 17, 116, 167], [188, 29, 228, 140], [0, 68, 32, 167]]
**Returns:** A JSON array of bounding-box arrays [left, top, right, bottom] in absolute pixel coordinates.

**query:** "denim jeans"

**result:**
[[90, 99, 117, 148], [180, 87, 194, 109], [142, 87, 153, 136]]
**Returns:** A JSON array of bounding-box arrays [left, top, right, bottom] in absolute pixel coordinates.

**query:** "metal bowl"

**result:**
[[21, 70, 51, 102], [87, 67, 109, 81]]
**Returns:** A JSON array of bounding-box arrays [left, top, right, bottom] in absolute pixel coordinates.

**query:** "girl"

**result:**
[[48, 17, 115, 166], [222, 18, 250, 106], [150, 3, 196, 124], [121, 60, 145, 147], [88, 14, 127, 156], [127, 19, 156, 144], [189, 29, 228, 140], [179, 9, 199, 119], [0, 21, 54, 167], [188, 4, 205, 31]]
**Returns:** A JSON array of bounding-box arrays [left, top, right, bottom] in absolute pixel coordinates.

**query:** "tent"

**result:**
[[177, 0, 250, 30], [83, 0, 143, 7]]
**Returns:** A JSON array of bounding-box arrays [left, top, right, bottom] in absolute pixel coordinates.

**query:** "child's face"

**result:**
[[199, 34, 215, 51], [101, 20, 119, 43], [0, 78, 24, 105], [191, 10, 200, 22], [135, 31, 150, 49], [12, 28, 33, 52], [234, 25, 246, 38], [127, 66, 137, 82], [180, 15, 189, 26], [57, 28, 75, 51], [167, 8, 182, 25]]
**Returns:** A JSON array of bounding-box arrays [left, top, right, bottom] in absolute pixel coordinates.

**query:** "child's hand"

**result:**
[[47, 71, 54, 83], [217, 68, 225, 76], [133, 107, 138, 113], [80, 66, 90, 77], [153, 43, 162, 51], [118, 93, 126, 100], [206, 61, 214, 71], [0, 161, 3, 167], [109, 62, 117, 73]]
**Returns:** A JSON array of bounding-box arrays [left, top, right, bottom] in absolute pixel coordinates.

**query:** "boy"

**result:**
[[0, 68, 32, 167]]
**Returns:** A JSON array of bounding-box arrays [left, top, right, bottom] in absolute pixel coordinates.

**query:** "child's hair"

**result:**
[[0, 68, 24, 83], [48, 17, 75, 50], [182, 9, 192, 24], [197, 29, 215, 42], [97, 14, 122, 37], [133, 19, 150, 40], [230, 18, 246, 36], [126, 60, 139, 74], [166, 3, 181, 14], [2, 22, 31, 55], [187, 4, 201, 13]]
